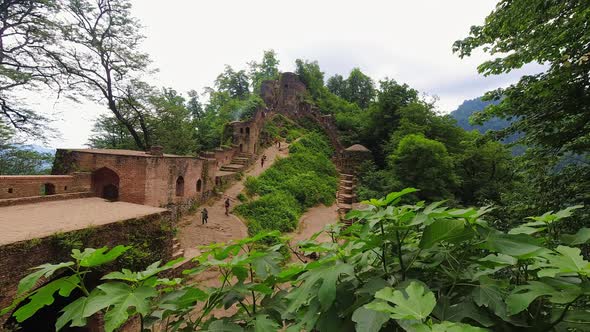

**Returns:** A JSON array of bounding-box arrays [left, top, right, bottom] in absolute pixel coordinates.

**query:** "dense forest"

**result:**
[[1, 0, 590, 331]]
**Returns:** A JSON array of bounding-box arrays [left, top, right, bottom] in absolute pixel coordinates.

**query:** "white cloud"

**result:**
[[26, 0, 543, 148]]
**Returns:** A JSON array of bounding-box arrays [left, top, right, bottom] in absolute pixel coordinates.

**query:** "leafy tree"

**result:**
[[346, 67, 375, 109], [454, 0, 590, 224], [364, 79, 419, 163], [215, 65, 250, 100], [149, 88, 197, 155], [388, 135, 458, 201], [453, 0, 590, 156], [50, 0, 152, 150], [248, 50, 280, 92], [0, 0, 59, 136], [186, 89, 203, 120], [88, 114, 138, 150], [295, 59, 325, 98], [326, 74, 347, 98]]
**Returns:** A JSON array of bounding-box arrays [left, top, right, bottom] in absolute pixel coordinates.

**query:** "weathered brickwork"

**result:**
[[0, 173, 90, 200]]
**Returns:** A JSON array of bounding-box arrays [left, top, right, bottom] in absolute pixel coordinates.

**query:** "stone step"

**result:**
[[171, 249, 185, 260], [220, 164, 244, 172], [340, 174, 354, 181], [232, 158, 249, 165], [341, 180, 354, 186], [339, 186, 354, 193]]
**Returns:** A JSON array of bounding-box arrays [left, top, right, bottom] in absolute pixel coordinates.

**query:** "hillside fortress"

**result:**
[[0, 72, 371, 325]]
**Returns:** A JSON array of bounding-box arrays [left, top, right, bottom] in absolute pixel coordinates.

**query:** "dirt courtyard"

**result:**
[[0, 197, 167, 245]]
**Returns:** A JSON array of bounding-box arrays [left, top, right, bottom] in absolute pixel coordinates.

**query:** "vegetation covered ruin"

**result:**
[[1, 0, 590, 331]]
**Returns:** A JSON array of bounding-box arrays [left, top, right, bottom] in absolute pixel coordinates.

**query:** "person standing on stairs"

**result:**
[[225, 198, 231, 216], [201, 208, 208, 225]]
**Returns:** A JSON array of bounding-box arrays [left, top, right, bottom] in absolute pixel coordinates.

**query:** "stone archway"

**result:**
[[176, 176, 185, 197], [92, 167, 120, 201]]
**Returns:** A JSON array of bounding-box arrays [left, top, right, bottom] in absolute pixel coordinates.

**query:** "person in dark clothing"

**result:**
[[261, 154, 266, 168], [201, 208, 208, 224], [224, 198, 230, 216]]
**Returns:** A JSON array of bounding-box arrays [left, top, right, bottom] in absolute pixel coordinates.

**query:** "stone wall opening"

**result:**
[[92, 167, 120, 201], [196, 179, 202, 192], [175, 176, 185, 197], [41, 183, 56, 195]]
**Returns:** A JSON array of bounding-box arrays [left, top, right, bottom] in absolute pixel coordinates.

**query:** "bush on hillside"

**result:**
[[238, 132, 338, 234], [235, 191, 301, 235], [288, 131, 333, 157]]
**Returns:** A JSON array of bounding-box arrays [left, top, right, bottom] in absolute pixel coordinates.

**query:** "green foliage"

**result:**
[[248, 50, 280, 93], [238, 133, 338, 234], [453, 0, 590, 227], [327, 68, 375, 109], [295, 59, 325, 99], [235, 191, 301, 235], [7, 191, 590, 331], [389, 134, 458, 201]]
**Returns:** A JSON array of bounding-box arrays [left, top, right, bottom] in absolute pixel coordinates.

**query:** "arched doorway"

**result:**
[[239, 144, 243, 152], [245, 127, 250, 136], [41, 183, 56, 195], [176, 176, 185, 197], [196, 179, 202, 192], [92, 167, 120, 201]]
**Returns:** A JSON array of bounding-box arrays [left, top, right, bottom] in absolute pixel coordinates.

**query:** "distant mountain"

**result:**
[[450, 97, 509, 133], [451, 97, 525, 155], [21, 144, 56, 155]]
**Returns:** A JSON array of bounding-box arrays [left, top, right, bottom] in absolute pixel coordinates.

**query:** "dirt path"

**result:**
[[291, 203, 339, 244], [177, 144, 289, 257]]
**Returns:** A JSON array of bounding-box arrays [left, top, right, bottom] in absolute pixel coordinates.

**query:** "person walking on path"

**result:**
[[261, 154, 266, 168], [224, 198, 231, 216], [201, 208, 208, 225], [277, 140, 281, 149]]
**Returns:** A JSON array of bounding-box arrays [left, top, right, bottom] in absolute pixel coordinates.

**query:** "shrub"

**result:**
[[235, 191, 301, 235], [239, 132, 338, 234], [288, 131, 333, 157], [285, 129, 303, 143]]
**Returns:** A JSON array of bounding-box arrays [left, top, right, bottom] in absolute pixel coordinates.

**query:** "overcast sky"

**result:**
[[30, 0, 543, 149]]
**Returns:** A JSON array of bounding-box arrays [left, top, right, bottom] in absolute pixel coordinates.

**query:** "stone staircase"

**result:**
[[171, 237, 184, 261], [338, 173, 357, 227], [219, 153, 254, 172]]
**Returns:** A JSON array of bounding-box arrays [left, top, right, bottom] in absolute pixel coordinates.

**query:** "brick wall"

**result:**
[[0, 210, 173, 327], [0, 173, 91, 199]]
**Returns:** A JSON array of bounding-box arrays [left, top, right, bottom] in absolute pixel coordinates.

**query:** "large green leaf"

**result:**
[[14, 275, 80, 322], [102, 259, 178, 282], [561, 228, 590, 246], [482, 233, 544, 259], [252, 314, 280, 332], [56, 292, 96, 331], [472, 276, 508, 319], [538, 246, 590, 277], [352, 306, 390, 332], [71, 246, 130, 268], [251, 251, 282, 279], [16, 261, 74, 296], [285, 262, 354, 312], [83, 282, 157, 332], [206, 319, 244, 331], [406, 321, 488, 332], [366, 282, 436, 321], [506, 281, 556, 315], [419, 218, 471, 249]]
